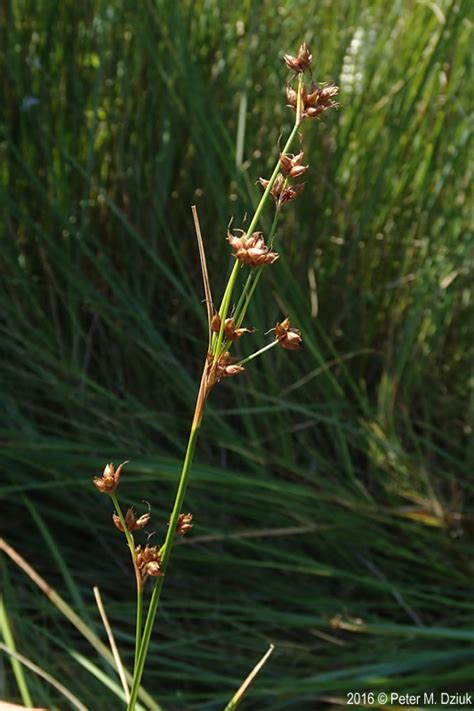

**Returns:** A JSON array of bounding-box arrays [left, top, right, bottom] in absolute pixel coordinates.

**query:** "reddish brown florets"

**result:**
[[280, 151, 308, 178], [283, 42, 312, 74], [287, 81, 339, 119], [211, 314, 253, 341], [113, 507, 151, 532], [275, 318, 303, 350], [93, 461, 128, 494], [206, 351, 245, 387], [135, 545, 163, 580], [176, 512, 193, 536], [227, 231, 279, 267], [258, 175, 305, 207]]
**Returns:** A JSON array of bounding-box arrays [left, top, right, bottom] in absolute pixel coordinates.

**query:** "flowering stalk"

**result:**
[[110, 495, 143, 674], [93, 42, 339, 710]]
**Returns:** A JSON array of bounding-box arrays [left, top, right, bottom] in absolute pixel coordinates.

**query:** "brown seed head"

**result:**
[[206, 351, 245, 387], [286, 84, 298, 108], [259, 173, 304, 208], [224, 317, 253, 341], [227, 230, 279, 268], [280, 152, 308, 178], [213, 313, 251, 340], [145, 561, 162, 577], [280, 182, 305, 206], [135, 544, 163, 579], [275, 317, 303, 350], [283, 42, 312, 73], [176, 512, 193, 536], [302, 83, 339, 119], [93, 461, 128, 494], [113, 507, 151, 532], [211, 312, 222, 333], [258, 174, 287, 203]]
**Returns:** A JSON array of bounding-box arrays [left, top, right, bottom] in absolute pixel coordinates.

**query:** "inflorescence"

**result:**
[[92, 40, 338, 593]]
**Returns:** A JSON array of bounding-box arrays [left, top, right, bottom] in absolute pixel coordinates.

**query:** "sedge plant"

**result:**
[[92, 43, 339, 709]]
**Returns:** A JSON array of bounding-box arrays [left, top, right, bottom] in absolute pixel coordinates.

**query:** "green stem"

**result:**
[[110, 493, 142, 675], [110, 493, 134, 552], [211, 259, 240, 360], [134, 590, 142, 676], [237, 339, 278, 367], [126, 424, 201, 711], [0, 594, 33, 707]]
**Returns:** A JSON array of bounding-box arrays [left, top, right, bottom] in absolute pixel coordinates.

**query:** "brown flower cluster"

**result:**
[[283, 42, 312, 74], [286, 82, 339, 119], [227, 231, 279, 267], [259, 150, 308, 208], [280, 151, 308, 178], [206, 351, 244, 386], [275, 318, 303, 350], [211, 314, 252, 341], [93, 461, 128, 494], [258, 174, 305, 207], [176, 512, 193, 536], [284, 42, 339, 120], [113, 507, 150, 532], [135, 545, 163, 580]]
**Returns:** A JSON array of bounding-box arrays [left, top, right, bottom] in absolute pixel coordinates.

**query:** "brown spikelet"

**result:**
[[275, 318, 303, 350], [283, 43, 312, 74], [227, 231, 279, 267], [93, 461, 129, 494]]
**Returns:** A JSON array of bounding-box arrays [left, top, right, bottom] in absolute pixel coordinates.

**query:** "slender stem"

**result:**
[[237, 340, 278, 367], [110, 493, 135, 558], [134, 590, 142, 675], [210, 259, 240, 360], [127, 423, 201, 711], [0, 594, 34, 707], [110, 493, 143, 675]]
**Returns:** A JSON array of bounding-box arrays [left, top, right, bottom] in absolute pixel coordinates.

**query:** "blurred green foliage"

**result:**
[[0, 0, 472, 708]]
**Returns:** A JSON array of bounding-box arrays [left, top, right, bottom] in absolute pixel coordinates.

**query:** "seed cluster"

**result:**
[[93, 461, 128, 493], [227, 231, 279, 268], [211, 42, 338, 385]]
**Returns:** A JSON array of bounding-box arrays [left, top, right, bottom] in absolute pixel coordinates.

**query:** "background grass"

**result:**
[[0, 0, 472, 708]]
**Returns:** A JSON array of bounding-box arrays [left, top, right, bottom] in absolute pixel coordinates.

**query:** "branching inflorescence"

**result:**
[[93, 43, 338, 709]]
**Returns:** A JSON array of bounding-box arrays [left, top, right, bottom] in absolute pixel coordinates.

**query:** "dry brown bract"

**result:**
[[211, 314, 253, 341], [113, 507, 150, 532], [258, 175, 305, 207], [206, 351, 245, 386], [176, 512, 193, 536], [280, 151, 308, 178], [135, 545, 163, 579], [93, 461, 128, 494], [227, 231, 279, 267], [275, 318, 303, 350], [283, 42, 312, 73], [287, 82, 339, 119]]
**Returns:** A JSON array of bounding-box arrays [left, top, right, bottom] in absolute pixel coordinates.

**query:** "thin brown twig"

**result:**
[[192, 204, 214, 350]]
